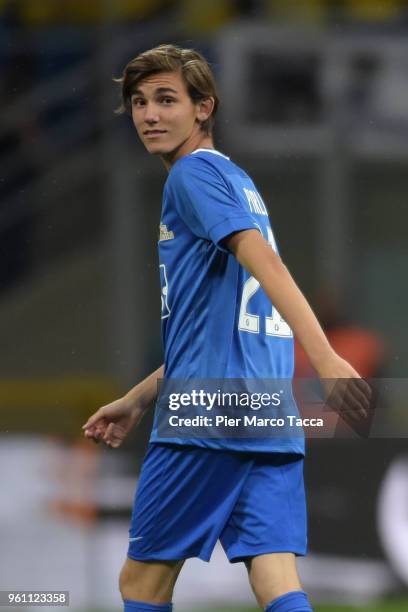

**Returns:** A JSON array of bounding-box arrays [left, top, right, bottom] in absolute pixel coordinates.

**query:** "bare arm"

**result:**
[[82, 364, 164, 447], [225, 230, 334, 374], [124, 364, 164, 410], [225, 230, 370, 419]]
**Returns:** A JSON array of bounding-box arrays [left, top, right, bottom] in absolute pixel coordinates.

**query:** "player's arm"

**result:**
[[82, 364, 164, 447], [225, 230, 371, 419]]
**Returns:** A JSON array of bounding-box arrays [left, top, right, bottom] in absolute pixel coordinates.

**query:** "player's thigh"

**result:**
[[129, 443, 252, 563], [245, 552, 302, 608], [220, 452, 307, 563], [119, 557, 184, 603]]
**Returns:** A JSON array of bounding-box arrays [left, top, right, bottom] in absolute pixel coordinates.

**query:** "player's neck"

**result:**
[[161, 133, 214, 172]]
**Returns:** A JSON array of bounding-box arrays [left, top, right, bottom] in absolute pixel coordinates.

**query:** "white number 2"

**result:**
[[238, 227, 292, 338], [160, 264, 171, 319]]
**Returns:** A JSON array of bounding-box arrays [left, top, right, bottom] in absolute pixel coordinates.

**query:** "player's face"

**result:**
[[130, 71, 212, 166]]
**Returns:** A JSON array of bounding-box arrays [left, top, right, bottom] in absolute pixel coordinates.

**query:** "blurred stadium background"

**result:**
[[1, 0, 408, 610]]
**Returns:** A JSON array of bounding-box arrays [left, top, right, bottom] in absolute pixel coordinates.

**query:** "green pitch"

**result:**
[[74, 602, 408, 612], [196, 602, 408, 612]]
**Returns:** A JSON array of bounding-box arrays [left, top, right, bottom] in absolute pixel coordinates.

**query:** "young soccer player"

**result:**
[[83, 45, 370, 612]]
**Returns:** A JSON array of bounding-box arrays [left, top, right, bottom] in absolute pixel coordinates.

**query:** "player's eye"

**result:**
[[131, 98, 145, 107], [161, 97, 175, 105]]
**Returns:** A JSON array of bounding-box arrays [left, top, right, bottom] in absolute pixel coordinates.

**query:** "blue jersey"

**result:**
[[150, 148, 304, 455]]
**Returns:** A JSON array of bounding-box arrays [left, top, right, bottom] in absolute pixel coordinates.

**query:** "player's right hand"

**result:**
[[82, 397, 144, 448], [316, 352, 373, 431]]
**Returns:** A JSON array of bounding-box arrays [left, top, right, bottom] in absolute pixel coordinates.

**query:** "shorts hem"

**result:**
[[127, 548, 212, 563], [227, 546, 307, 564]]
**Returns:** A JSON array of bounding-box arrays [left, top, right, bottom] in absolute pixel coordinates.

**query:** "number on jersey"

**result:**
[[238, 226, 292, 338], [160, 264, 171, 319]]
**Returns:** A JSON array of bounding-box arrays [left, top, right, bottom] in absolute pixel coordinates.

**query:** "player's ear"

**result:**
[[196, 97, 214, 124]]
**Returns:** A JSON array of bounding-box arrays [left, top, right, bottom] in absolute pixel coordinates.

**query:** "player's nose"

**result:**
[[144, 102, 160, 124]]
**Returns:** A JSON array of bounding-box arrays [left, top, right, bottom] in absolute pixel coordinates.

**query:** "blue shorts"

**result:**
[[128, 443, 307, 563]]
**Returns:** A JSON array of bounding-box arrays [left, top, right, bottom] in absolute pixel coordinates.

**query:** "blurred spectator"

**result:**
[[344, 0, 405, 22], [267, 0, 407, 26], [0, 0, 177, 25], [295, 289, 386, 378], [268, 0, 327, 24], [172, 0, 267, 36]]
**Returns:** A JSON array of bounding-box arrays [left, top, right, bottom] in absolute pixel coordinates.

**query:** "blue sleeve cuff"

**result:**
[[208, 215, 260, 253]]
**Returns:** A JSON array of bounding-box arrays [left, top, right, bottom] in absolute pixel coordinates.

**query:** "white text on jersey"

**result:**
[[243, 188, 268, 216]]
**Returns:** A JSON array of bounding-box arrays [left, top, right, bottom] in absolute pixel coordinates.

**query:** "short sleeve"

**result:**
[[168, 156, 258, 251]]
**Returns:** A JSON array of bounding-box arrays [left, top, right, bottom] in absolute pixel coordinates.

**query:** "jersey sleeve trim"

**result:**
[[209, 216, 260, 253]]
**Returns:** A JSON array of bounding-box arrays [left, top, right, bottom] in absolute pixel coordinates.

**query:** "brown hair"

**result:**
[[115, 44, 219, 135]]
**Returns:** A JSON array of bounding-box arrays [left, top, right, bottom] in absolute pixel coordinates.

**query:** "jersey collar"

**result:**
[[191, 148, 230, 160]]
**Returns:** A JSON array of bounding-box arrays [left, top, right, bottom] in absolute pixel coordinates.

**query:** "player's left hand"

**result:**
[[316, 352, 373, 429]]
